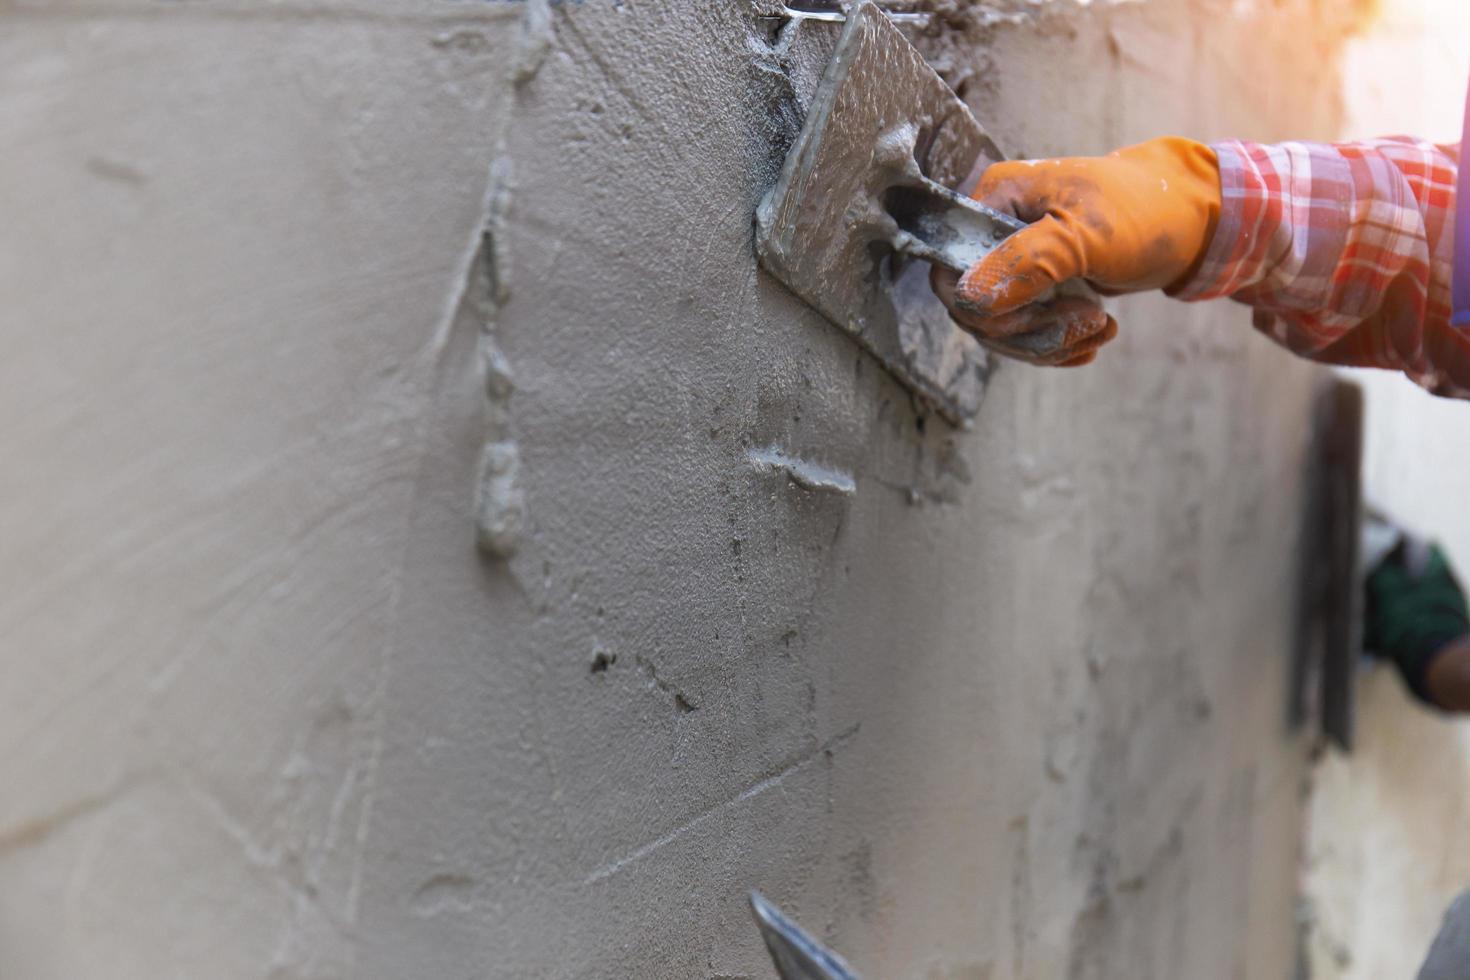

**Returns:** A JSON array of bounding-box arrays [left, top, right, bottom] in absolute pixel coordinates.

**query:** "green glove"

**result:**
[[1364, 537, 1470, 707]]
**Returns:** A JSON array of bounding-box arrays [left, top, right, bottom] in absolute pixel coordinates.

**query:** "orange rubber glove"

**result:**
[[931, 137, 1222, 366]]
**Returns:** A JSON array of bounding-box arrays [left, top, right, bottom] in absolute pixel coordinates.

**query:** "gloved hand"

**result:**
[[931, 136, 1222, 366]]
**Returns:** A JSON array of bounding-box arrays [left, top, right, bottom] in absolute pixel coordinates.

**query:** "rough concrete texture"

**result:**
[[0, 1, 1363, 977]]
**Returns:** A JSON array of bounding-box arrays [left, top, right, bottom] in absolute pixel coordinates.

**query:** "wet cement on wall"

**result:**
[[0, 1, 1357, 977]]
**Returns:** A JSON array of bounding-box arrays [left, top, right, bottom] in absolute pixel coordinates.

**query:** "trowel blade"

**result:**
[[755, 0, 1007, 425], [750, 892, 862, 980]]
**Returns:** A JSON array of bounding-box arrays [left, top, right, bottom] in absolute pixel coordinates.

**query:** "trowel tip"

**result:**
[[749, 891, 861, 980]]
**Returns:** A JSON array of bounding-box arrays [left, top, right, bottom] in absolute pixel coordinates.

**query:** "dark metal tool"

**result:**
[[750, 891, 862, 980], [1291, 377, 1364, 751], [757, 0, 1080, 424]]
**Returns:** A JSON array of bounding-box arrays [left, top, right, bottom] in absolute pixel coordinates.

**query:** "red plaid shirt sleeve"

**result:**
[[1173, 138, 1470, 398]]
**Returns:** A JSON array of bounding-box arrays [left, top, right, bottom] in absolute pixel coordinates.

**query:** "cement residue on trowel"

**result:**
[[755, 1, 1009, 425]]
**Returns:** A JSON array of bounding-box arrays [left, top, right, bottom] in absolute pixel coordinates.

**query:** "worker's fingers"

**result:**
[[977, 335, 1091, 368], [958, 298, 1115, 367], [933, 257, 1115, 369], [952, 216, 1085, 322], [1045, 313, 1117, 367], [952, 293, 1106, 348], [971, 159, 1078, 221], [990, 315, 1114, 368]]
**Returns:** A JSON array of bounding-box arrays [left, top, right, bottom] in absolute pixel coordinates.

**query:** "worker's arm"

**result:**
[[937, 136, 1470, 396]]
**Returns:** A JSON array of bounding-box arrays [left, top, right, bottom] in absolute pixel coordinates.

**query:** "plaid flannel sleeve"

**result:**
[[1172, 138, 1470, 398]]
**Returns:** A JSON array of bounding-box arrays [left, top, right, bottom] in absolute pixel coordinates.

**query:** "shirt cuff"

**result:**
[[1169, 140, 1255, 302]]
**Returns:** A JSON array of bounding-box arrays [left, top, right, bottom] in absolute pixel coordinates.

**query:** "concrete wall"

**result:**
[[0, 1, 1358, 977]]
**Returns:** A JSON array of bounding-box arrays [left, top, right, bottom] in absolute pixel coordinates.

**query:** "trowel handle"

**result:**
[[886, 175, 1025, 276], [887, 177, 1097, 359]]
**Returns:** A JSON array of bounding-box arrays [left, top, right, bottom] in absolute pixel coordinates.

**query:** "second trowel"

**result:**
[[756, 0, 1074, 425]]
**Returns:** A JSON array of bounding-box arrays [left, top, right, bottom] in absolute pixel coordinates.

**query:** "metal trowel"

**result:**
[[757, 0, 1074, 425], [750, 891, 862, 980]]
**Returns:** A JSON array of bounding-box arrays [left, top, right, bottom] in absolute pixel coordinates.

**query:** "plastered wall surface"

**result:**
[[0, 1, 1358, 977]]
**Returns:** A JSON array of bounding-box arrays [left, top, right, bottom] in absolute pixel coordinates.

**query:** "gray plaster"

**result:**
[[0, 1, 1364, 977], [747, 446, 859, 496]]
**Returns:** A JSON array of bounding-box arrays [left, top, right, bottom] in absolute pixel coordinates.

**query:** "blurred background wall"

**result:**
[[1306, 1, 1470, 976], [0, 1, 1429, 977]]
